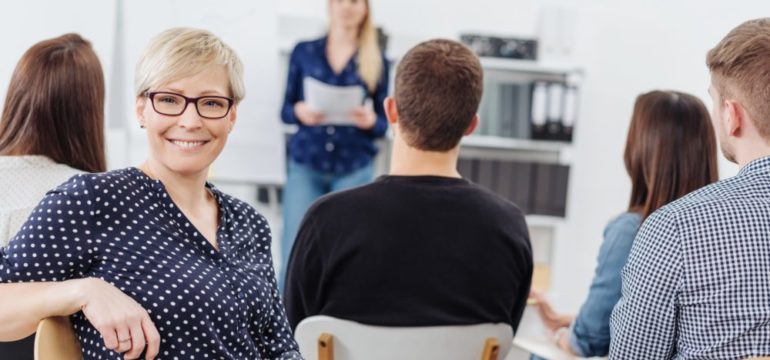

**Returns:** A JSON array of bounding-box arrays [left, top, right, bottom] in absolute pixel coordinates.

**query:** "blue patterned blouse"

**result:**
[[281, 36, 389, 175]]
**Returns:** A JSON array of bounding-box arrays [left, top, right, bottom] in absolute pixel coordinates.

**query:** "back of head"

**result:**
[[706, 17, 770, 139], [624, 90, 719, 218], [394, 39, 483, 151], [134, 27, 245, 103], [0, 33, 106, 172]]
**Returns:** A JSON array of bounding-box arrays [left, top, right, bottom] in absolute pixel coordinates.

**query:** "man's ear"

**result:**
[[384, 96, 398, 125], [464, 114, 480, 136], [136, 96, 148, 128], [725, 99, 744, 137]]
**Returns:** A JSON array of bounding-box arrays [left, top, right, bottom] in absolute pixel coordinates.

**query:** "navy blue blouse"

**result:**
[[281, 36, 389, 175], [0, 168, 302, 360]]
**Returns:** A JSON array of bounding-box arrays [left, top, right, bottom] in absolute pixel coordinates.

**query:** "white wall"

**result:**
[[276, 0, 769, 313], [2, 0, 770, 317]]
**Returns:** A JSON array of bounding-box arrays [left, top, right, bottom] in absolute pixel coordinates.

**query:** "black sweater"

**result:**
[[284, 175, 533, 333]]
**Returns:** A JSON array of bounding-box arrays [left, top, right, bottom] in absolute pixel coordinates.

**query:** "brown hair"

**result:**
[[394, 39, 483, 151], [0, 33, 106, 172], [624, 90, 718, 219], [706, 17, 770, 139]]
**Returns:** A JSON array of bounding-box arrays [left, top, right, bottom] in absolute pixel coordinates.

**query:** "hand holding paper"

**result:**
[[303, 76, 366, 125], [349, 101, 376, 130]]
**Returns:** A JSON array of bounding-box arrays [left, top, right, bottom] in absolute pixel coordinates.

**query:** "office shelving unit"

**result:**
[[459, 57, 583, 295]]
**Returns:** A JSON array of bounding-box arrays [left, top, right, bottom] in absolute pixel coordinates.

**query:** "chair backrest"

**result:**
[[34, 316, 82, 360], [294, 315, 513, 360]]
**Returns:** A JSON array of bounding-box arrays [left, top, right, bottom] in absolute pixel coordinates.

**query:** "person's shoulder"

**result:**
[[466, 182, 526, 217], [292, 37, 326, 56], [307, 181, 379, 214], [660, 176, 740, 215], [606, 211, 643, 232]]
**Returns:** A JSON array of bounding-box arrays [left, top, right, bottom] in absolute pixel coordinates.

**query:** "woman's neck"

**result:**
[[328, 25, 359, 48], [139, 159, 211, 210]]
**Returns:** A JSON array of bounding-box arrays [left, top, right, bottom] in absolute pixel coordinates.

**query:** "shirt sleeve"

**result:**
[[609, 209, 681, 359], [569, 214, 639, 357], [283, 211, 323, 331], [248, 214, 303, 359], [0, 174, 97, 283], [363, 55, 390, 138], [281, 44, 304, 125]]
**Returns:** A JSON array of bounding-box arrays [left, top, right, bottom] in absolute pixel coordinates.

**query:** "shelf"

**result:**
[[478, 57, 581, 75], [461, 135, 569, 152], [459, 135, 570, 164], [525, 215, 565, 228]]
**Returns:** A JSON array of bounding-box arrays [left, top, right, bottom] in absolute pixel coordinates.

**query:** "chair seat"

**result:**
[[295, 315, 513, 360], [35, 317, 82, 360]]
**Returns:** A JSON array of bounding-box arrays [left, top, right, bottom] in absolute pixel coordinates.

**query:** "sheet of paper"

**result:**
[[303, 77, 364, 125]]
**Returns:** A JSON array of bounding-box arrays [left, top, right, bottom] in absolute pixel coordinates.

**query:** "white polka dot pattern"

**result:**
[[0, 167, 303, 359]]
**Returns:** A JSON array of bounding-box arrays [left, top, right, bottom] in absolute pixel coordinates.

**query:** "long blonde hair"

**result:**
[[357, 1, 382, 93], [330, 0, 382, 93]]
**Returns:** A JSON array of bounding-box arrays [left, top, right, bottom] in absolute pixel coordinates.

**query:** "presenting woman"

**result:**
[[530, 90, 719, 357], [280, 0, 389, 287], [0, 28, 302, 360]]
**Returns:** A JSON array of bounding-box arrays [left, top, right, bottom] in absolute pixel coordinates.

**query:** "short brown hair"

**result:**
[[0, 33, 106, 172], [624, 90, 718, 219], [706, 18, 770, 139], [394, 39, 483, 151]]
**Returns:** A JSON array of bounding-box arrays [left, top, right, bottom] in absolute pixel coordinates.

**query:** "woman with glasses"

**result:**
[[0, 28, 302, 360], [279, 0, 389, 289], [0, 33, 106, 360]]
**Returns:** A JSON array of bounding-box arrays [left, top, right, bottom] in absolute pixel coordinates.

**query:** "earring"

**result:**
[[140, 124, 145, 129]]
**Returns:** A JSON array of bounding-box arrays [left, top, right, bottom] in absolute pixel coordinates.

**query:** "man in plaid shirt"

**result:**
[[610, 18, 770, 359]]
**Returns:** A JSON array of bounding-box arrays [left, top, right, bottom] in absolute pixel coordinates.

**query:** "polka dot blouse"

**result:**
[[0, 167, 303, 360]]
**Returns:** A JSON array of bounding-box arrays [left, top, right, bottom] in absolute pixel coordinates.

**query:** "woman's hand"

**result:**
[[70, 278, 160, 360], [349, 105, 376, 130], [529, 289, 574, 333], [294, 101, 325, 126]]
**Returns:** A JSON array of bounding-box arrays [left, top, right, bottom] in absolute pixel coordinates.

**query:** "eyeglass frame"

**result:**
[[144, 91, 235, 119]]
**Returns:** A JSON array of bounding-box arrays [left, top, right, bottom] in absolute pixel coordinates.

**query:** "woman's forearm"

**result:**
[[0, 280, 84, 340]]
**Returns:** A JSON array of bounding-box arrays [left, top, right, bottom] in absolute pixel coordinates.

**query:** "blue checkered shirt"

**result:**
[[610, 156, 770, 359]]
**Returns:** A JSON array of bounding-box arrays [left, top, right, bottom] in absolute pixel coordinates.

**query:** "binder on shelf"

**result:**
[[511, 161, 534, 214], [498, 84, 516, 138], [457, 157, 475, 181], [561, 86, 579, 142], [476, 159, 498, 191], [513, 83, 532, 139], [496, 160, 515, 203], [497, 160, 528, 213], [545, 82, 565, 140], [530, 81, 549, 141], [530, 163, 552, 215], [547, 164, 570, 217]]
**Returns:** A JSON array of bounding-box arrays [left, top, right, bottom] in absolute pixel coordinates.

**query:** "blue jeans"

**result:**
[[279, 160, 374, 290]]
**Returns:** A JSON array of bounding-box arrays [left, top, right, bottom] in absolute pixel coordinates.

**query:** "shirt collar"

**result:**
[[738, 155, 770, 176]]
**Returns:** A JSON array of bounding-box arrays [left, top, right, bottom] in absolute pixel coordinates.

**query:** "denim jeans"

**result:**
[[278, 160, 374, 291]]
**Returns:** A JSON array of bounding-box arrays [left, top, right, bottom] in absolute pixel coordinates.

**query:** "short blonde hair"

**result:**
[[135, 27, 245, 103], [707, 18, 770, 138]]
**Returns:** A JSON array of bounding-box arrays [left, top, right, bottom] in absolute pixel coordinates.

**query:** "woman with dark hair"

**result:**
[[0, 33, 106, 359], [530, 90, 719, 357]]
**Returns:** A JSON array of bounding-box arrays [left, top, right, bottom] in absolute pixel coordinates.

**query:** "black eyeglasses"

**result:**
[[145, 91, 234, 119]]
